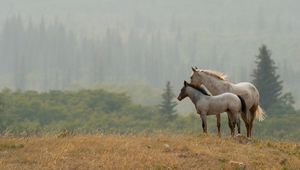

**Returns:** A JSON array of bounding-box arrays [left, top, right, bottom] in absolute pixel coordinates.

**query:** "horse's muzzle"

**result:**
[[177, 96, 182, 101]]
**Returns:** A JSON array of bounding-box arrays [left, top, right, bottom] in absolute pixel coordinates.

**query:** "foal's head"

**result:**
[[178, 80, 211, 101], [177, 81, 189, 101]]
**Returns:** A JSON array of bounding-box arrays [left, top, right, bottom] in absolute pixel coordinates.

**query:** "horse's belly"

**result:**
[[208, 105, 227, 115], [207, 111, 224, 115]]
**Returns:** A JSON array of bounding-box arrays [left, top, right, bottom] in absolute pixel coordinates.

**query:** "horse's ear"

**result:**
[[195, 66, 198, 69], [184, 81, 187, 86], [191, 67, 197, 72]]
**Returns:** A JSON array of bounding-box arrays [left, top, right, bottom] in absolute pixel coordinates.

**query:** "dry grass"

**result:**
[[0, 134, 299, 170]]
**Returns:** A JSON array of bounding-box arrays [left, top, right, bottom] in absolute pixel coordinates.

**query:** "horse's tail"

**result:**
[[237, 95, 247, 114], [255, 105, 266, 121]]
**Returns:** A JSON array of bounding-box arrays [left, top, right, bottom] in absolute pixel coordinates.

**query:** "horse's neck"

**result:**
[[186, 86, 203, 105], [202, 75, 232, 95]]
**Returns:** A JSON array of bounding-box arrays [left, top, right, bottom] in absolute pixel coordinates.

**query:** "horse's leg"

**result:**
[[248, 116, 253, 137], [249, 105, 257, 137], [227, 112, 234, 137], [236, 114, 241, 134], [200, 114, 207, 134], [240, 110, 250, 137], [249, 124, 253, 137], [246, 123, 250, 138], [248, 117, 254, 137], [244, 114, 250, 138], [233, 112, 240, 135], [216, 114, 221, 137], [249, 113, 256, 137], [232, 116, 236, 137]]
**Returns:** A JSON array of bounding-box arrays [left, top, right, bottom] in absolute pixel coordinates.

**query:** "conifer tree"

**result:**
[[159, 81, 177, 120], [252, 45, 283, 111]]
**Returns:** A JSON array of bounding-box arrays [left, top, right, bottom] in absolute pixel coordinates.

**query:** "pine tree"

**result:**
[[252, 45, 283, 111], [159, 81, 177, 120]]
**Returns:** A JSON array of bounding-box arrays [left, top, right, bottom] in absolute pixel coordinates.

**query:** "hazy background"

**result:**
[[0, 0, 299, 110]]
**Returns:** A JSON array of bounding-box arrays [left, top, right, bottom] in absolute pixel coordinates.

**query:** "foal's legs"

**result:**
[[216, 114, 221, 137], [232, 116, 237, 137], [232, 112, 243, 136], [227, 112, 235, 137], [233, 113, 241, 135], [200, 114, 207, 133]]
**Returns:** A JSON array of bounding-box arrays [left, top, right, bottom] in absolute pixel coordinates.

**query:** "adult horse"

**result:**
[[189, 67, 265, 137]]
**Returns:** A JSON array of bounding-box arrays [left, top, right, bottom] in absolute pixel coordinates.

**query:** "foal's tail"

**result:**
[[255, 105, 266, 121], [237, 95, 247, 114]]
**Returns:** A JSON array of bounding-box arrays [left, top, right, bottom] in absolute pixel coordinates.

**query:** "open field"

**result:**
[[0, 134, 299, 170]]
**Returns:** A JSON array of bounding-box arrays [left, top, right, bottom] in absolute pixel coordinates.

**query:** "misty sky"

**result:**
[[0, 0, 299, 107]]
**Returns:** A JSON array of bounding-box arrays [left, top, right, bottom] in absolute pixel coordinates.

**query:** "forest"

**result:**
[[0, 88, 299, 140]]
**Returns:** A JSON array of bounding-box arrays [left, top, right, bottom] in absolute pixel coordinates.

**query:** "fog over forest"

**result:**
[[0, 0, 299, 107]]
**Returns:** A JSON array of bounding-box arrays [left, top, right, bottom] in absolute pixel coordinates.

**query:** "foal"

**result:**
[[177, 81, 246, 136]]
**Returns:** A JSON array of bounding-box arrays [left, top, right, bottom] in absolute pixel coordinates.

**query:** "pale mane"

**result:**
[[200, 70, 227, 80]]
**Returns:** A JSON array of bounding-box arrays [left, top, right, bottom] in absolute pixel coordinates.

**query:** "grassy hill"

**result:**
[[0, 134, 299, 169], [72, 82, 195, 113]]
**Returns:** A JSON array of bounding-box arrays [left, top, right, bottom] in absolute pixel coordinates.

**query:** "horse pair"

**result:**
[[177, 67, 266, 137]]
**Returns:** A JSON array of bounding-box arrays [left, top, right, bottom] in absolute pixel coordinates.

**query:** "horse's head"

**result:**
[[190, 66, 204, 87], [177, 81, 189, 101]]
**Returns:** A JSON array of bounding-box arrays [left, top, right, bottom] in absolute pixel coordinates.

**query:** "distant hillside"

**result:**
[[90, 82, 162, 106], [88, 82, 195, 113], [0, 134, 299, 169], [0, 88, 299, 140]]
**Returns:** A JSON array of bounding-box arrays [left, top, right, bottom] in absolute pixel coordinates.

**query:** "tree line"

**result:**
[[0, 16, 197, 90], [0, 86, 298, 140], [0, 88, 195, 135], [1, 15, 299, 95]]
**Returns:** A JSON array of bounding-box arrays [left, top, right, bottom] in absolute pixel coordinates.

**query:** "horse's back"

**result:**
[[232, 82, 259, 108], [208, 93, 241, 113], [235, 82, 258, 91]]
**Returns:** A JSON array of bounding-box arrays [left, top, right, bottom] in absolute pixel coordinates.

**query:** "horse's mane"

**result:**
[[199, 69, 227, 80], [186, 83, 211, 96]]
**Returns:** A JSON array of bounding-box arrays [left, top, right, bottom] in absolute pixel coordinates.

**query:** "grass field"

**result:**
[[0, 134, 299, 170]]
